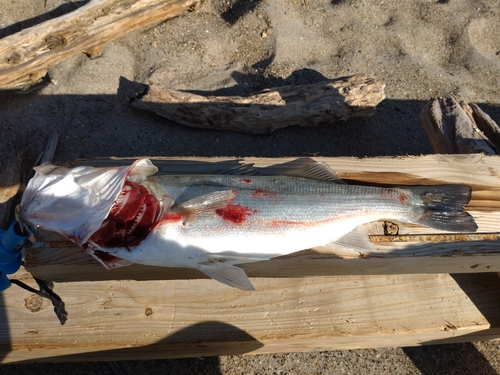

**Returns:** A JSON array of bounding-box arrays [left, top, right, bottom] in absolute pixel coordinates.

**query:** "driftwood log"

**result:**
[[461, 101, 500, 152], [131, 75, 386, 134], [0, 0, 205, 90], [420, 97, 500, 155]]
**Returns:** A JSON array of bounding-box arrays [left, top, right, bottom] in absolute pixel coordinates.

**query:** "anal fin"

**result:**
[[329, 224, 376, 252], [199, 264, 255, 291]]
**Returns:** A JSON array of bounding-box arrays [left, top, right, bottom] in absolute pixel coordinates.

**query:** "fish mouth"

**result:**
[[88, 181, 160, 249]]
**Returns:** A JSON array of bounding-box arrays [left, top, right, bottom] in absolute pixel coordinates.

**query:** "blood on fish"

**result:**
[[240, 178, 252, 184], [399, 192, 408, 205], [216, 203, 257, 224], [89, 181, 160, 248], [111, 182, 149, 223], [252, 189, 280, 201], [252, 189, 268, 197], [383, 188, 394, 199], [158, 213, 183, 224], [92, 250, 123, 266]]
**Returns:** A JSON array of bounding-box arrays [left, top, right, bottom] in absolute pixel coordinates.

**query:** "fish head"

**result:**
[[20, 159, 158, 246]]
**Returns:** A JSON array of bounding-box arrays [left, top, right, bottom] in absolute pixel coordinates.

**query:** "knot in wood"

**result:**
[[7, 52, 22, 65], [383, 221, 399, 236], [25, 295, 43, 313], [46, 35, 67, 50]]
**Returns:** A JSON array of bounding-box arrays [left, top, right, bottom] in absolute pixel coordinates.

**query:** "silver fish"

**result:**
[[20, 159, 477, 290]]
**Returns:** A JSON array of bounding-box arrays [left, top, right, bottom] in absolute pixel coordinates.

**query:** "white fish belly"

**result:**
[[109, 176, 416, 267], [112, 199, 406, 268]]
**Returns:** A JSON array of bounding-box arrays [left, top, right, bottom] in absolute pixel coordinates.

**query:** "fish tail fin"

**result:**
[[408, 185, 477, 232], [199, 264, 255, 291]]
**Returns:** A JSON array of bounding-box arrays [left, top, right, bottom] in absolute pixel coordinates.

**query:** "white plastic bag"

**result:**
[[20, 159, 158, 247]]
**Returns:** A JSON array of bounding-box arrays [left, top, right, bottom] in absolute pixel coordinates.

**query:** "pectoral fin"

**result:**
[[85, 247, 133, 269], [173, 190, 236, 213], [199, 264, 255, 291]]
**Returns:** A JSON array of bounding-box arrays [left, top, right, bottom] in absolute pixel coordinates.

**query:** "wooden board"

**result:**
[[2, 154, 500, 363], [26, 154, 500, 281], [2, 269, 500, 363]]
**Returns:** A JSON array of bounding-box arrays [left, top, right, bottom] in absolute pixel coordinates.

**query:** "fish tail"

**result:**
[[408, 185, 477, 232]]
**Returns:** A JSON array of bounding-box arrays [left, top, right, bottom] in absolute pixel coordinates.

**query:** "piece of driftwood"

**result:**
[[420, 97, 498, 155], [0, 0, 205, 90], [460, 101, 500, 152], [25, 154, 500, 282], [131, 75, 386, 134]]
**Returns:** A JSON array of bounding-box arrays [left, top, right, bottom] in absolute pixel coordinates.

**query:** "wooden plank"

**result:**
[[0, 0, 205, 90], [2, 269, 500, 363], [3, 154, 500, 362], [25, 154, 500, 282]]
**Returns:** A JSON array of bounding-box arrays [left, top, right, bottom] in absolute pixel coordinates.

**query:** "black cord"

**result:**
[[10, 278, 68, 325]]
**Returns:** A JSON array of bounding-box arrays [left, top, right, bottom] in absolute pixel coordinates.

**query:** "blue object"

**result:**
[[0, 222, 31, 291]]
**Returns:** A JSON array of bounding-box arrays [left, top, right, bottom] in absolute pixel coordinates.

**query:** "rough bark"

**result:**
[[131, 75, 386, 134], [0, 0, 205, 90], [420, 97, 499, 155]]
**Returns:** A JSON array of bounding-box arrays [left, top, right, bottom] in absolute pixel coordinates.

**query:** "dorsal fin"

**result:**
[[213, 164, 259, 176], [283, 162, 346, 184]]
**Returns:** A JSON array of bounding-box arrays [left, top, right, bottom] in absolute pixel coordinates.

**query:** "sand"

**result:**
[[1, 0, 500, 373]]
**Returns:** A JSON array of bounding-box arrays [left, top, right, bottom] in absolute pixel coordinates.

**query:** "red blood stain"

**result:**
[[158, 212, 183, 224], [89, 181, 160, 249], [92, 250, 123, 267], [383, 188, 394, 199], [252, 189, 269, 197], [240, 178, 252, 184], [216, 203, 257, 224], [111, 182, 149, 222], [399, 192, 408, 205]]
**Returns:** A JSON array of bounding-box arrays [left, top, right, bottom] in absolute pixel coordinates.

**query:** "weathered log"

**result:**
[[420, 97, 498, 155], [0, 0, 205, 90], [461, 101, 500, 152], [131, 75, 386, 134]]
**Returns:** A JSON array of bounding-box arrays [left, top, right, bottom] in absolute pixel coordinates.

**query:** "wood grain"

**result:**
[[25, 154, 500, 282], [2, 269, 500, 363], [131, 75, 385, 134], [3, 154, 499, 362], [420, 97, 498, 154], [0, 0, 205, 90]]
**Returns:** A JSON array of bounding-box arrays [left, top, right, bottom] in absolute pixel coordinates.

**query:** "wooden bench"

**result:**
[[1, 154, 500, 363]]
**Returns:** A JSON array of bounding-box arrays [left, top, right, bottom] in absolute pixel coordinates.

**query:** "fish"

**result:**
[[20, 158, 477, 290]]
